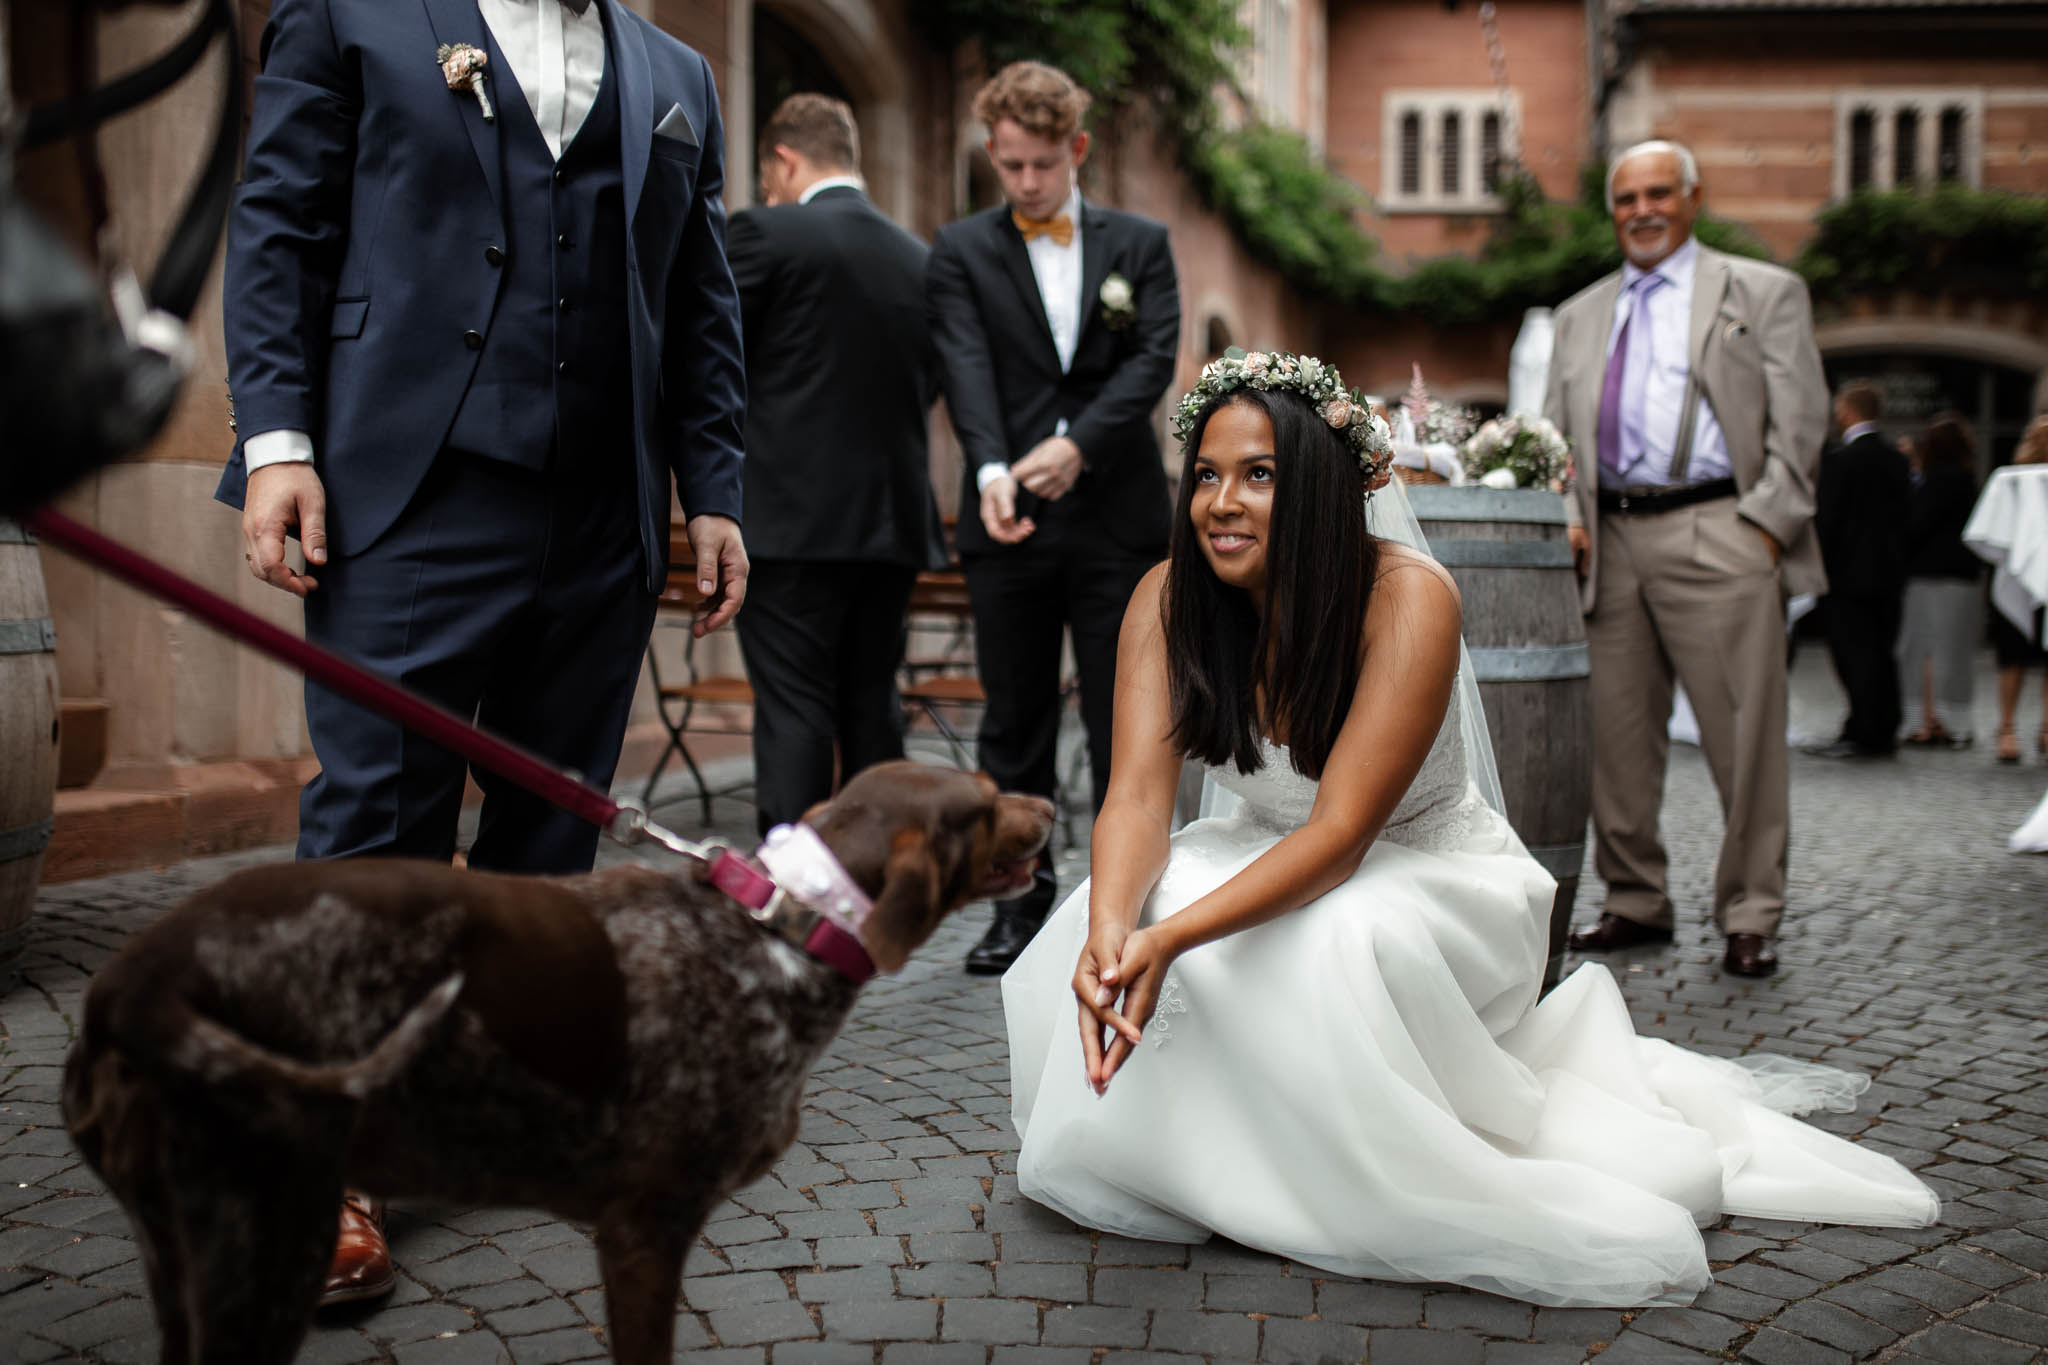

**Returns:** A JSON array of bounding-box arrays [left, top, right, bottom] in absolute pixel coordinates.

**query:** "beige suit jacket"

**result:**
[[1543, 243, 1830, 611]]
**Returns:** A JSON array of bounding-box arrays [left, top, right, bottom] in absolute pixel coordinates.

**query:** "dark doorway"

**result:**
[[752, 8, 853, 201]]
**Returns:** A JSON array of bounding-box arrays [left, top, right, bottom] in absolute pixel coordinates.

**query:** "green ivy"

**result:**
[[1795, 184, 2048, 301]]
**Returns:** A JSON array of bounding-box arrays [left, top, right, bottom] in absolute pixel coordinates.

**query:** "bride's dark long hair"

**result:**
[[1165, 387, 1379, 781]]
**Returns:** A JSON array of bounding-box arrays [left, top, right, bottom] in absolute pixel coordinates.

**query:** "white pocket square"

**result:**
[[653, 102, 699, 147]]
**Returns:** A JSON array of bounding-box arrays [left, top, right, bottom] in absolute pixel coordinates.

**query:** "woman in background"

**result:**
[[1897, 415, 1982, 749]]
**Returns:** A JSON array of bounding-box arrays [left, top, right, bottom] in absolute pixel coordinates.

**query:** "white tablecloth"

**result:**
[[1963, 463, 2048, 633], [1963, 463, 2048, 853], [1390, 440, 1464, 483]]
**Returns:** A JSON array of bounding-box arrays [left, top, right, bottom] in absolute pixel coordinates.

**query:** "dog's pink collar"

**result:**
[[708, 824, 876, 985]]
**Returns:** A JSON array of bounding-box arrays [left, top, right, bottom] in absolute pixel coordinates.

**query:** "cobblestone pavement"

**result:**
[[4, 650, 2048, 1364]]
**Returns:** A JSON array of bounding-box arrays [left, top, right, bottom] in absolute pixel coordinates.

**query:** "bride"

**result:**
[[1001, 351, 1938, 1309]]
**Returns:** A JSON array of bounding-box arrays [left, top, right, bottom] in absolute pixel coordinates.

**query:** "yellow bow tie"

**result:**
[[1012, 210, 1074, 248]]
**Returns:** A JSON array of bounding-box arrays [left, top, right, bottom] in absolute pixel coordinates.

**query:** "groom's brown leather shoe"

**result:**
[[1566, 913, 1674, 953], [1722, 934, 1779, 978], [319, 1191, 394, 1308]]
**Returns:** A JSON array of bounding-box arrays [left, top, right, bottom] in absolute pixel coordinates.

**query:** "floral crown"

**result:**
[[1172, 348, 1394, 481]]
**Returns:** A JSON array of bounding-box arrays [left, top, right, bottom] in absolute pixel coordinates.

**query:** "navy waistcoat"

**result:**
[[445, 19, 633, 470]]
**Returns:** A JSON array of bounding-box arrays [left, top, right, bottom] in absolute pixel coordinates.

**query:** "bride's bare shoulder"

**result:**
[[1373, 542, 1462, 611]]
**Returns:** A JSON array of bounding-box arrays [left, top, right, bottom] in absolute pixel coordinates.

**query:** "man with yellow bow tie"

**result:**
[[928, 60, 1182, 974]]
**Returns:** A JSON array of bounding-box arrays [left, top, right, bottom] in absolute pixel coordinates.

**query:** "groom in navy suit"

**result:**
[[219, 0, 747, 1305]]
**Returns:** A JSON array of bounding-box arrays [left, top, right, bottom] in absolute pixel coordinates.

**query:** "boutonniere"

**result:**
[[436, 42, 494, 122], [1724, 318, 1751, 343], [1099, 273, 1136, 331]]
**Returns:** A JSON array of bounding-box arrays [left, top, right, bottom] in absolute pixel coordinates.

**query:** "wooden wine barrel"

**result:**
[[0, 518, 60, 988], [1407, 487, 1592, 992]]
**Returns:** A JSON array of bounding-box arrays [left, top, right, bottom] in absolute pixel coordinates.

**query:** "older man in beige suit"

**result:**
[[1544, 139, 1828, 978]]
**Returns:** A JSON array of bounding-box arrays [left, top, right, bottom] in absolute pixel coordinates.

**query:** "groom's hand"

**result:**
[[684, 514, 749, 637], [1012, 435, 1082, 501], [242, 463, 327, 598], [979, 473, 1036, 545]]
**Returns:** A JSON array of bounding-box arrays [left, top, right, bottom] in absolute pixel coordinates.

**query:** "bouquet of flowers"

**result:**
[[1461, 413, 1575, 492], [1402, 364, 1477, 449]]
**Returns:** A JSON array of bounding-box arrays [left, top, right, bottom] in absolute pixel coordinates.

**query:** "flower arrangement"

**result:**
[[1173, 347, 1394, 479], [1402, 364, 1478, 449], [1460, 413, 1574, 492]]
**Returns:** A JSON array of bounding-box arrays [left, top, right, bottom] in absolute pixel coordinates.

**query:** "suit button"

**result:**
[[484, 245, 504, 267], [558, 298, 572, 311], [557, 233, 572, 249], [462, 330, 483, 351], [553, 167, 564, 183], [556, 360, 571, 375]]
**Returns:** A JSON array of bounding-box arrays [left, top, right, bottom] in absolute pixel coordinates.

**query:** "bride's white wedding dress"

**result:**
[[1001, 703, 1939, 1308]]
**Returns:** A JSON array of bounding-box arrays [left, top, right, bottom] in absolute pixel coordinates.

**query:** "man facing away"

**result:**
[[219, 0, 748, 1306], [1545, 139, 1828, 979], [928, 60, 1182, 974], [729, 93, 937, 834], [1809, 380, 1914, 760]]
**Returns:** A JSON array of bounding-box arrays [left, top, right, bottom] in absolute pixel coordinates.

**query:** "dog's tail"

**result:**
[[164, 973, 467, 1100]]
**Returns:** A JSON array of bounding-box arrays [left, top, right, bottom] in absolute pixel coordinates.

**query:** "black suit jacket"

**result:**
[[927, 200, 1181, 559], [728, 185, 936, 566], [1817, 430, 1914, 598]]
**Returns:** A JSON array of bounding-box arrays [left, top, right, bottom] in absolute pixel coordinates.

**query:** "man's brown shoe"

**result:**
[[319, 1192, 394, 1308], [1566, 913, 1674, 953], [1723, 934, 1779, 978]]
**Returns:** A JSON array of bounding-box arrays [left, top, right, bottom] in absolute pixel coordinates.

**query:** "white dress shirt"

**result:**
[[978, 184, 1083, 493], [1604, 237, 1733, 487], [243, 0, 607, 472], [1841, 420, 1881, 446], [797, 175, 865, 204]]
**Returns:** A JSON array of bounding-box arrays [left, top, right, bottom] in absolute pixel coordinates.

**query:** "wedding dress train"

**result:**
[[1001, 703, 1938, 1308]]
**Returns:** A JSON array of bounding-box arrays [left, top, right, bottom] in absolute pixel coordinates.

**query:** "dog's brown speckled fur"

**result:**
[[62, 762, 1053, 1365]]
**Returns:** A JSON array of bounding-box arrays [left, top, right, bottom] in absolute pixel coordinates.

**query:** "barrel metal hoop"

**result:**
[[1408, 487, 1570, 525], [0, 818, 55, 863], [0, 519, 35, 545], [1525, 841, 1586, 880], [0, 618, 58, 655], [1469, 643, 1590, 682], [1428, 539, 1574, 569]]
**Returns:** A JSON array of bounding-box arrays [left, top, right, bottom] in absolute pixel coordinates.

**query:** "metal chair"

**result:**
[[642, 579, 754, 824]]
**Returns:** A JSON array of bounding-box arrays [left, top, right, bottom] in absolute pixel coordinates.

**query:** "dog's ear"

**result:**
[[861, 828, 942, 974]]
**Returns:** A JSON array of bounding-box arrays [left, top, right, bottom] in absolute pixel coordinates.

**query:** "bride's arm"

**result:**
[[1074, 564, 1185, 1081], [1093, 554, 1462, 1087]]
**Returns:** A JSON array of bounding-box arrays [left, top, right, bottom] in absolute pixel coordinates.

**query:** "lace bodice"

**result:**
[[1206, 701, 1474, 852]]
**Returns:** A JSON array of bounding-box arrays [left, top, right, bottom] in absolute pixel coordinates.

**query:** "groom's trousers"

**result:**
[[1585, 497, 1788, 939], [297, 447, 656, 874]]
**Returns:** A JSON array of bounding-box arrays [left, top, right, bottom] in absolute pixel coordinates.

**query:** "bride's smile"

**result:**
[[1189, 401, 1276, 592]]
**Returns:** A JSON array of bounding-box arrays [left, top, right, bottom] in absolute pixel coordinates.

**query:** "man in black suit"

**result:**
[[730, 94, 936, 834], [928, 61, 1182, 973], [1809, 380, 1914, 758]]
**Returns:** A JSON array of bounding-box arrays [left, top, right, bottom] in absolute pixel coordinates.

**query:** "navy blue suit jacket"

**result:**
[[218, 0, 745, 593]]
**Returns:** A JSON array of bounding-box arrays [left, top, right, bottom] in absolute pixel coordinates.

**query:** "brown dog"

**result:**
[[62, 761, 1053, 1364]]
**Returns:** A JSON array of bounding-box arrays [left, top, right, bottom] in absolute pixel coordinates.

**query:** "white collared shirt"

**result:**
[[244, 0, 607, 472], [978, 184, 1083, 492], [797, 175, 865, 204], [1842, 421, 1881, 445], [477, 0, 607, 161], [1026, 184, 1085, 374], [1604, 236, 1733, 487]]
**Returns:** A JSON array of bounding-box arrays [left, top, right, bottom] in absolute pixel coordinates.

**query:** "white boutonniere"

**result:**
[[1099, 273, 1136, 331], [436, 42, 494, 122]]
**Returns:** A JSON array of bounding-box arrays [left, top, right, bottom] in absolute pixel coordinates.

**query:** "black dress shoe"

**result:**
[[1802, 739, 1893, 759], [1566, 913, 1674, 953], [1723, 933, 1779, 977], [964, 908, 1044, 975]]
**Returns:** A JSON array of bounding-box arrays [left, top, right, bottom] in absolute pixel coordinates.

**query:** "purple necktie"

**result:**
[[1596, 276, 1661, 483]]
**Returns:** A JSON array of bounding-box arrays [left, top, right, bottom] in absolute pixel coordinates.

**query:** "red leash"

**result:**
[[27, 507, 688, 853]]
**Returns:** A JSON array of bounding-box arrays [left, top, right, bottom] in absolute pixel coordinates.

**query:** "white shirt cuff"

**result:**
[[243, 429, 315, 472], [976, 463, 1014, 494]]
